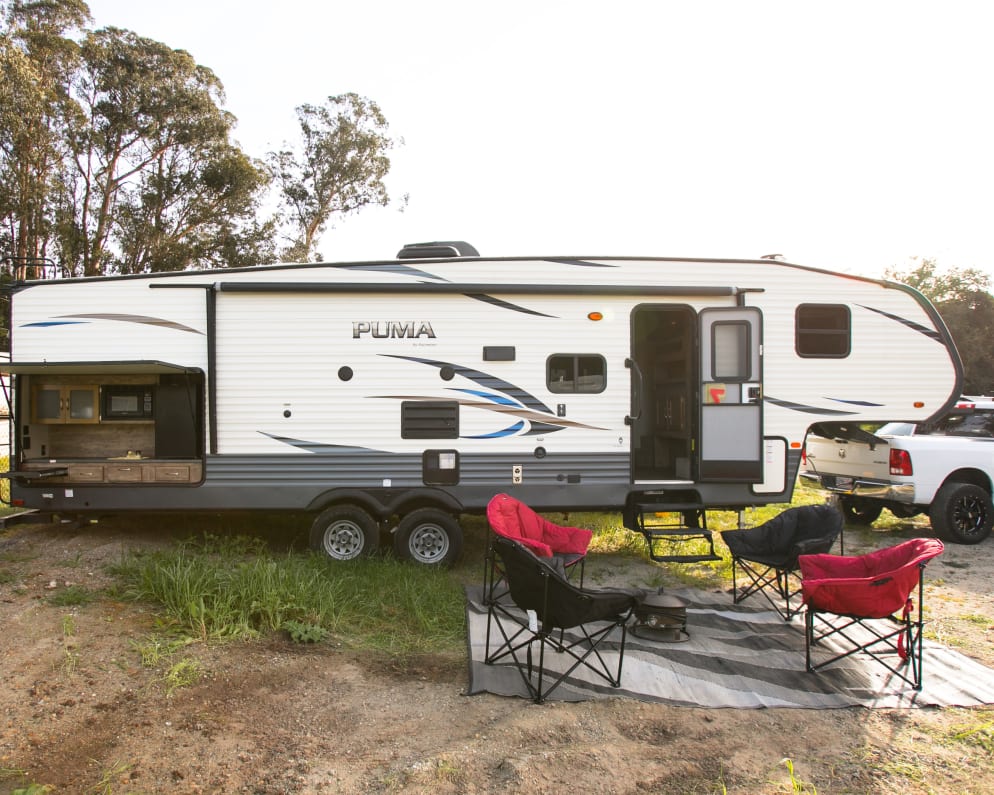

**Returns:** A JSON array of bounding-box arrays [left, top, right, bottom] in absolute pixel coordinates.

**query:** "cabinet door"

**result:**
[[67, 387, 97, 422], [33, 386, 64, 423], [31, 385, 99, 424]]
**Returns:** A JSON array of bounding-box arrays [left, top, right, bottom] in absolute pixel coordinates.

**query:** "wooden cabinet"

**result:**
[[105, 464, 144, 482], [32, 385, 99, 424], [67, 464, 104, 482]]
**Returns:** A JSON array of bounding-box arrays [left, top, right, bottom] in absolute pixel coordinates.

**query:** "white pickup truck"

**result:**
[[801, 401, 994, 544]]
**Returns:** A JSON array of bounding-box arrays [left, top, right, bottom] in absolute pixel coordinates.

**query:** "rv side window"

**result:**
[[547, 355, 606, 394], [796, 304, 851, 357], [711, 321, 750, 381]]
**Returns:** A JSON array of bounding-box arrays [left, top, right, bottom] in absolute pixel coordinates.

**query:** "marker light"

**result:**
[[588, 312, 603, 321]]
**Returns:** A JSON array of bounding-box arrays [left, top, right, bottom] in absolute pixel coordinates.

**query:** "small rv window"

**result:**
[[796, 304, 851, 357], [547, 355, 606, 394], [712, 321, 750, 381]]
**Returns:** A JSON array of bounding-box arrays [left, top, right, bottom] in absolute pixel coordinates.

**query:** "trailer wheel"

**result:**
[[929, 482, 994, 545], [393, 508, 463, 566], [310, 505, 378, 561], [839, 497, 883, 525]]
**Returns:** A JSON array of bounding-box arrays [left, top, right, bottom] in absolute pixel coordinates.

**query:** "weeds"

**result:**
[[781, 758, 818, 794], [47, 585, 95, 607], [282, 619, 329, 643], [112, 537, 465, 656], [163, 658, 203, 695], [1, 768, 53, 795], [950, 712, 994, 754], [88, 760, 132, 795]]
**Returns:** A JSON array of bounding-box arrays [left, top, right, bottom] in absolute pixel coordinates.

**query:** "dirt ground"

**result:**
[[1, 512, 992, 795]]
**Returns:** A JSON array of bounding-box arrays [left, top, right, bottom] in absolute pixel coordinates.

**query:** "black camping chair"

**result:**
[[484, 534, 645, 704], [720, 504, 844, 620]]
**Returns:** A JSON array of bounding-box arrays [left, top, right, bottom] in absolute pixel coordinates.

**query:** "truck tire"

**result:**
[[310, 505, 379, 561], [929, 482, 994, 545], [393, 508, 463, 567], [839, 497, 883, 525]]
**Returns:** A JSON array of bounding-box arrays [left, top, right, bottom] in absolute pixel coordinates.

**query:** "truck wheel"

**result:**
[[393, 508, 463, 566], [310, 505, 379, 561], [839, 497, 883, 525], [929, 482, 994, 545]]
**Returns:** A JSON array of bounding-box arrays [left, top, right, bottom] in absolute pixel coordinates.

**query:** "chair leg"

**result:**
[[731, 558, 801, 620]]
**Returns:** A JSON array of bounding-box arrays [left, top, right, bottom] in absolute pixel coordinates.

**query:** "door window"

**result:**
[[712, 321, 751, 381]]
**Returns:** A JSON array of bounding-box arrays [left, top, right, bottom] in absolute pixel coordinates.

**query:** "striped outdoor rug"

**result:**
[[465, 587, 994, 708]]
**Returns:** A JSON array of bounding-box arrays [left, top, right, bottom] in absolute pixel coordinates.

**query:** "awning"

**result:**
[[0, 361, 202, 376]]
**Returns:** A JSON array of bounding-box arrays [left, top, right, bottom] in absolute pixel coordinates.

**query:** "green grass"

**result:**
[[110, 534, 467, 656], [103, 481, 863, 658], [46, 584, 96, 607]]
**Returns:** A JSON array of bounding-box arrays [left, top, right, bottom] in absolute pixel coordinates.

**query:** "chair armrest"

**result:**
[[792, 536, 837, 558]]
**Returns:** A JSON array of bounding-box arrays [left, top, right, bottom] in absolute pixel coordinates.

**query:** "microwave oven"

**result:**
[[102, 385, 154, 420]]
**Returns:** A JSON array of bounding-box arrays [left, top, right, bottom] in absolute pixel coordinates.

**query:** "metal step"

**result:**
[[632, 501, 722, 564]]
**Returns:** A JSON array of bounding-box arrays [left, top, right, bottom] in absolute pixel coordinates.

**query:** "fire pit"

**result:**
[[631, 592, 689, 642]]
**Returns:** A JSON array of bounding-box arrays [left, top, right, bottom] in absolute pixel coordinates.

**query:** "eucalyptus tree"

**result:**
[[0, 0, 88, 273], [68, 26, 271, 274], [268, 93, 400, 262]]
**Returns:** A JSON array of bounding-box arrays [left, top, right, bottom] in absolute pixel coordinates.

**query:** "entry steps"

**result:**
[[632, 501, 723, 563]]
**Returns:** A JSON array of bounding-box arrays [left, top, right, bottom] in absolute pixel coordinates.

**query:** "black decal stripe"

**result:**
[[858, 304, 943, 341], [465, 293, 557, 317], [259, 432, 379, 454], [544, 258, 620, 268], [824, 397, 884, 407], [764, 395, 858, 416], [338, 262, 449, 281], [381, 355, 553, 414]]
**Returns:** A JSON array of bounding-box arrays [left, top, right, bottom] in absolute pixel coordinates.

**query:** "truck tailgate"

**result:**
[[803, 423, 891, 483]]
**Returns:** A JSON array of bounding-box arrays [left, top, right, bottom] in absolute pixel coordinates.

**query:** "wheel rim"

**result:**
[[322, 520, 365, 560], [408, 522, 449, 563], [952, 495, 986, 538]]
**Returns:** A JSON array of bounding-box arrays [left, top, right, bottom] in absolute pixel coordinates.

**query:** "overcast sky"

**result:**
[[83, 0, 994, 280]]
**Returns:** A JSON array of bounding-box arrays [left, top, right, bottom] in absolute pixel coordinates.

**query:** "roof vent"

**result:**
[[396, 241, 480, 259]]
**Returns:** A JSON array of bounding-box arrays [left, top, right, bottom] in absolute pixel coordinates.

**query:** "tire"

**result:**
[[309, 505, 379, 561], [839, 497, 883, 525], [929, 482, 994, 545], [393, 508, 463, 566]]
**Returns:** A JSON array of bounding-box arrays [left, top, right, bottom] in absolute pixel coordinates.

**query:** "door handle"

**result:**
[[625, 358, 643, 425]]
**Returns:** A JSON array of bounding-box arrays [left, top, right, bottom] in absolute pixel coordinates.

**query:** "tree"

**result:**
[[67, 26, 271, 275], [884, 257, 990, 305], [0, 0, 88, 274], [268, 93, 400, 262], [886, 258, 994, 395]]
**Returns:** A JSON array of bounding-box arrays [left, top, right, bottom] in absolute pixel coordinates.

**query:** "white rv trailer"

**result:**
[[0, 243, 963, 565]]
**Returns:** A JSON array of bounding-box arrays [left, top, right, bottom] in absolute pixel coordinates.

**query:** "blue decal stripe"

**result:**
[[463, 421, 526, 439], [382, 355, 553, 414], [450, 388, 522, 407]]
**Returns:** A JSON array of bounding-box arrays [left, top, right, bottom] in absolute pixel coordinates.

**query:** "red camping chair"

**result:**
[[484, 493, 592, 604], [799, 537, 944, 690]]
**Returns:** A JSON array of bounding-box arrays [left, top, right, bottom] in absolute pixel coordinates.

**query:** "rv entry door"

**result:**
[[699, 307, 763, 482]]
